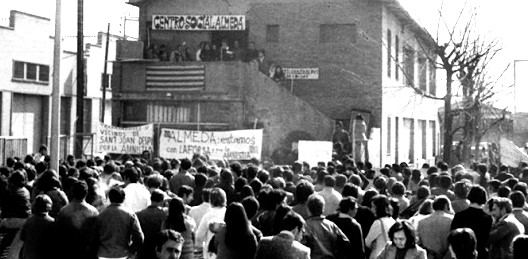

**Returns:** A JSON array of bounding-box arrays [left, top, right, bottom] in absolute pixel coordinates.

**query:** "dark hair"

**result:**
[[497, 186, 511, 198], [448, 228, 477, 259], [454, 180, 472, 199], [372, 195, 391, 218], [432, 195, 451, 211], [240, 185, 255, 200], [510, 191, 526, 208], [224, 202, 256, 254], [179, 158, 191, 170], [123, 167, 139, 183], [514, 234, 528, 259], [151, 189, 165, 203], [416, 186, 431, 200], [338, 196, 357, 213], [195, 173, 207, 187], [513, 182, 528, 197], [295, 180, 315, 204], [488, 179, 501, 191], [33, 194, 53, 214], [492, 197, 513, 213], [241, 196, 260, 219], [388, 220, 416, 248], [249, 179, 263, 195], [307, 194, 325, 216], [280, 211, 305, 232], [438, 175, 452, 189], [324, 175, 336, 187], [362, 189, 380, 207], [201, 188, 211, 203], [108, 186, 126, 203], [165, 197, 187, 232], [154, 229, 184, 252], [72, 181, 88, 201], [8, 170, 26, 188], [391, 181, 406, 196], [272, 204, 293, 235], [342, 183, 359, 198], [177, 185, 194, 199]]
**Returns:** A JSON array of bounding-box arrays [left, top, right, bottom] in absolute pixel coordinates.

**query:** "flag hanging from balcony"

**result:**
[[146, 65, 205, 91]]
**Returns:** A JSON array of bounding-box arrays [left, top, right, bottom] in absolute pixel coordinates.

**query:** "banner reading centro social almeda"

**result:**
[[152, 15, 246, 30], [159, 129, 263, 160], [97, 123, 154, 154]]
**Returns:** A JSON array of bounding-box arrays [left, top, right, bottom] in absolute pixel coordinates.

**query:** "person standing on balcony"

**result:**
[[257, 50, 270, 75], [353, 114, 368, 162], [245, 42, 259, 62], [332, 121, 351, 154]]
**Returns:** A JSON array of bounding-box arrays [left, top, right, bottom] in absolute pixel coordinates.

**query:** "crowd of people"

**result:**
[[2, 148, 528, 259], [144, 40, 286, 83]]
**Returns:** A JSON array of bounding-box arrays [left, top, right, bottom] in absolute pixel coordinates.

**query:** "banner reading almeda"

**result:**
[[152, 15, 245, 30], [97, 123, 154, 154], [160, 129, 263, 160]]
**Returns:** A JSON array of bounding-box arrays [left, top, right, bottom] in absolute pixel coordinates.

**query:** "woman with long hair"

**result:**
[[37, 170, 68, 218], [365, 195, 396, 259], [163, 197, 196, 259], [214, 202, 258, 259]]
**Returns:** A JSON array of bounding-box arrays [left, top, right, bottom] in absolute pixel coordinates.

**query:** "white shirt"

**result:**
[[317, 187, 342, 216], [365, 216, 396, 259], [189, 202, 212, 228], [195, 206, 226, 259], [122, 183, 151, 212]]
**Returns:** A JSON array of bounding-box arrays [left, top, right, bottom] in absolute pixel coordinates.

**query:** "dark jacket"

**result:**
[[327, 213, 365, 259], [377, 243, 426, 259], [451, 207, 493, 259]]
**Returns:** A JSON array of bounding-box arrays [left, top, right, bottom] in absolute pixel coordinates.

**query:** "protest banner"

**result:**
[[159, 129, 263, 160], [500, 137, 528, 167], [297, 140, 333, 167], [284, 68, 319, 80], [152, 15, 245, 30], [97, 123, 154, 154]]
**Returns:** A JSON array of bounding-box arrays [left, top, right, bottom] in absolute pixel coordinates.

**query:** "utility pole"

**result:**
[[101, 23, 110, 123], [50, 0, 62, 172], [75, 0, 85, 158]]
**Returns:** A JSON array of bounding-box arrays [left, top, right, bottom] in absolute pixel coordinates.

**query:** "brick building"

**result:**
[[119, 0, 442, 166]]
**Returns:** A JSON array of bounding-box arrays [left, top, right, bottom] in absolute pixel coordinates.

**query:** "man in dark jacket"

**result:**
[[326, 197, 365, 259]]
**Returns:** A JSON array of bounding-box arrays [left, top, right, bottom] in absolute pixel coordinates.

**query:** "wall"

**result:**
[[248, 0, 383, 125], [380, 4, 442, 166]]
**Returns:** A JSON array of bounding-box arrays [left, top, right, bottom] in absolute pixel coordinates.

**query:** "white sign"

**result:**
[[297, 141, 333, 168], [284, 68, 319, 80], [500, 137, 528, 167], [97, 123, 154, 154], [152, 15, 246, 30], [159, 129, 263, 160]]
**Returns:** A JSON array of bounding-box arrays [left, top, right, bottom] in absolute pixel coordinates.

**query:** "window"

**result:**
[[395, 117, 399, 162], [12, 61, 50, 83], [419, 120, 427, 159], [430, 120, 437, 156], [403, 47, 414, 87], [419, 56, 427, 92], [320, 24, 357, 43], [101, 73, 111, 89], [123, 101, 148, 122], [387, 117, 391, 155], [266, 25, 279, 43], [429, 61, 436, 96], [147, 103, 191, 123], [387, 29, 392, 78], [395, 35, 399, 80]]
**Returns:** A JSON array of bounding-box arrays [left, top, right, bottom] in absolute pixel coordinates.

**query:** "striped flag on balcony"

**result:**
[[146, 65, 205, 91]]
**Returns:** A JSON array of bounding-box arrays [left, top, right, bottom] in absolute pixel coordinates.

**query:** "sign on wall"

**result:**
[[152, 15, 246, 30], [297, 140, 333, 167], [284, 68, 319, 80], [159, 129, 263, 160], [97, 123, 154, 154]]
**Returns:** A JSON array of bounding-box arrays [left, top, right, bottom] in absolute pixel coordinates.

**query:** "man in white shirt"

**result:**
[[317, 175, 342, 216], [122, 167, 151, 212]]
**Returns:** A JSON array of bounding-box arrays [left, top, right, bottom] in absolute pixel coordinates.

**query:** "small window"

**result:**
[[320, 24, 357, 43], [13, 61, 24, 79], [403, 47, 415, 87], [26, 63, 37, 80], [387, 29, 392, 78], [419, 57, 427, 92], [429, 61, 436, 96], [266, 25, 279, 43], [39, 65, 49, 82], [395, 35, 400, 80]]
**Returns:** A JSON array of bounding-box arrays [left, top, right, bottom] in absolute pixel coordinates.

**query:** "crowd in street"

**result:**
[[2, 146, 528, 259]]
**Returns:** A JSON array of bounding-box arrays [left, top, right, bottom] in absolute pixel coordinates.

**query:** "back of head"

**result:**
[[210, 187, 227, 207], [448, 228, 477, 259], [338, 196, 357, 214], [391, 181, 406, 196], [438, 175, 453, 189], [432, 195, 451, 211], [306, 194, 325, 216], [467, 185, 487, 205], [295, 180, 315, 204], [514, 234, 528, 259], [72, 181, 88, 201], [180, 158, 192, 170], [241, 196, 260, 219], [151, 189, 166, 203], [510, 191, 526, 208], [123, 167, 139, 183], [372, 195, 391, 218], [33, 194, 53, 214], [416, 186, 431, 200], [280, 211, 305, 232], [324, 175, 336, 187], [108, 186, 126, 204], [454, 180, 472, 199]]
